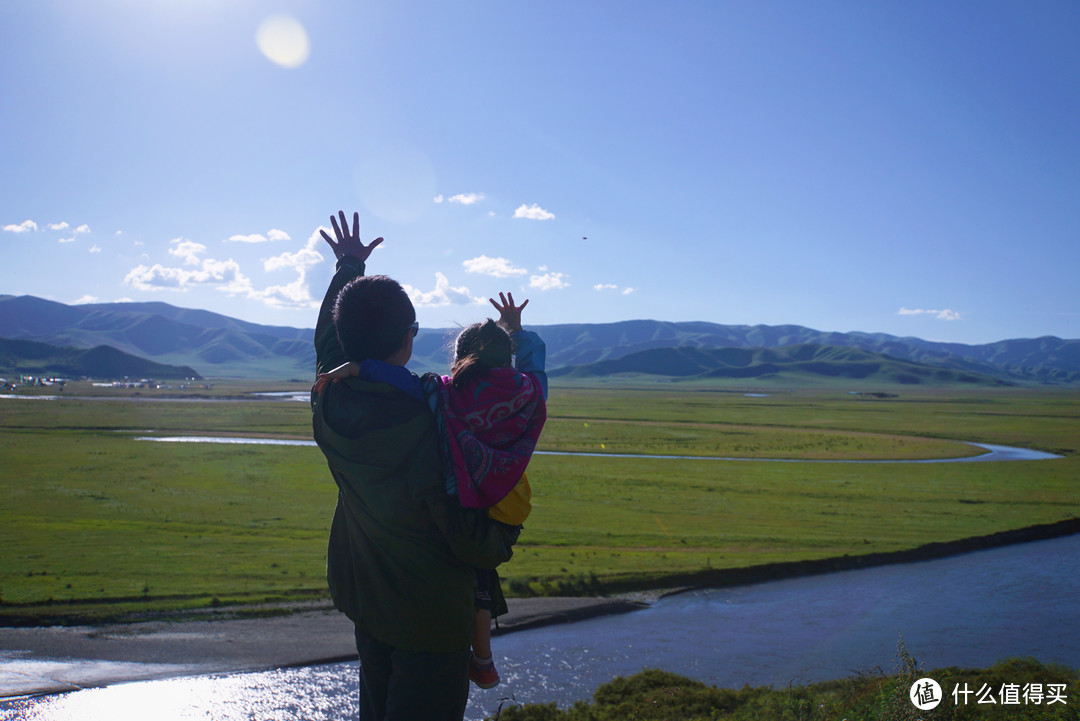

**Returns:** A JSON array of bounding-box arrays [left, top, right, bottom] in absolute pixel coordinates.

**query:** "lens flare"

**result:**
[[256, 15, 310, 69]]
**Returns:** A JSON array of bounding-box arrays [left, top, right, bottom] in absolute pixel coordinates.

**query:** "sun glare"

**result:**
[[256, 14, 310, 69]]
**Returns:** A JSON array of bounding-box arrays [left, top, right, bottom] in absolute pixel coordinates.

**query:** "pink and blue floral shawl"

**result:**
[[422, 368, 546, 509]]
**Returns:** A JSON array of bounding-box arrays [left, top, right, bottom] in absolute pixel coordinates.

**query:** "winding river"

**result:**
[[133, 435, 1061, 463], [1, 399, 1069, 718], [2, 533, 1076, 721]]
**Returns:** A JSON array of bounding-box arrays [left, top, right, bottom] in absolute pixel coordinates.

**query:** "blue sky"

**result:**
[[2, 1, 1078, 345]]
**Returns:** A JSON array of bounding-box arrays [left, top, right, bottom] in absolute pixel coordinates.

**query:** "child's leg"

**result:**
[[472, 607, 492, 659], [469, 568, 500, 687], [472, 567, 494, 659]]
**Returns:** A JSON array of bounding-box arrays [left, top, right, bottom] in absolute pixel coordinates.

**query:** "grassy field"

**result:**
[[0, 382, 1077, 622], [492, 653, 1080, 720]]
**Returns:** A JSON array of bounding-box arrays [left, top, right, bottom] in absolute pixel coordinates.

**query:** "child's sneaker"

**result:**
[[469, 653, 500, 689]]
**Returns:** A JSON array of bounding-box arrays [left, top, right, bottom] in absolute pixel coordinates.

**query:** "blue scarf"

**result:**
[[357, 359, 425, 402]]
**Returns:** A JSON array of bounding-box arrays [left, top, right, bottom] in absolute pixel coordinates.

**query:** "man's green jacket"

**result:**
[[312, 260, 518, 653]]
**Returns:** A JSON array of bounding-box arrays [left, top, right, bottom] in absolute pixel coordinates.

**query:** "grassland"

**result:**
[[0, 382, 1077, 623], [492, 653, 1080, 720]]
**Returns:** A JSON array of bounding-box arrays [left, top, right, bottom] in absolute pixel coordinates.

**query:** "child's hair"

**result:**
[[451, 319, 512, 388]]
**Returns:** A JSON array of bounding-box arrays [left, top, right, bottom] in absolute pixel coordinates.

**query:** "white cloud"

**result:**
[[262, 231, 323, 273], [449, 193, 484, 205], [73, 295, 99, 305], [433, 194, 445, 203], [75, 224, 91, 234], [168, 238, 208, 266], [250, 230, 326, 309], [88, 245, 102, 254], [267, 228, 290, 242], [125, 257, 253, 294], [48, 222, 70, 231], [58, 237, 76, 244], [463, 255, 527, 278], [227, 233, 270, 244], [529, 271, 569, 290], [594, 282, 635, 295], [898, 308, 962, 321], [124, 229, 330, 309], [249, 280, 314, 308], [404, 272, 484, 307], [128, 237, 252, 294], [514, 204, 555, 221], [125, 265, 187, 290], [3, 220, 37, 233], [487, 211, 496, 217]]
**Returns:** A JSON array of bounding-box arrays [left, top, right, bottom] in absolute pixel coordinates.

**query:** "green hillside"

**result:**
[[2, 294, 1078, 382], [549, 344, 1013, 387], [0, 338, 202, 380]]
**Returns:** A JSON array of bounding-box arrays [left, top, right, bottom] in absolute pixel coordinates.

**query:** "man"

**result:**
[[311, 211, 518, 720]]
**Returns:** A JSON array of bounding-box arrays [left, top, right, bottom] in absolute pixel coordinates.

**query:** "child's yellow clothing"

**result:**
[[488, 472, 531, 525]]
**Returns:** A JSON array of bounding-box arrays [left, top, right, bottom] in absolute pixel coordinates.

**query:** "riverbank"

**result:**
[[4, 516, 1079, 700], [595, 515, 1080, 596], [0, 596, 647, 698]]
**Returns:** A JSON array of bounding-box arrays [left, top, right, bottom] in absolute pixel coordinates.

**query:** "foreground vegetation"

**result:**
[[489, 651, 1080, 720], [0, 383, 1077, 622]]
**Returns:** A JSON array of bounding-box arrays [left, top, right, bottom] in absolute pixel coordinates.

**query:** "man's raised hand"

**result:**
[[319, 210, 383, 262]]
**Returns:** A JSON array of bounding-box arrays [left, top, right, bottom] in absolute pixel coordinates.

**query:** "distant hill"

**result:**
[[0, 295, 313, 379], [486, 320, 1080, 384], [1, 294, 1078, 383], [0, 337, 202, 380], [548, 344, 1012, 387]]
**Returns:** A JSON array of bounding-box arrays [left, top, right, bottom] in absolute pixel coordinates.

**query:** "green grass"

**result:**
[[540, 417, 981, 459], [0, 430, 333, 610], [1, 383, 1078, 622], [490, 648, 1080, 720], [502, 450, 1079, 591], [545, 385, 1080, 454]]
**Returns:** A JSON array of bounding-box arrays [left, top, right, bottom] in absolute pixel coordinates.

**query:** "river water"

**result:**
[[2, 424, 1068, 718], [2, 533, 1077, 721], [133, 436, 1061, 463]]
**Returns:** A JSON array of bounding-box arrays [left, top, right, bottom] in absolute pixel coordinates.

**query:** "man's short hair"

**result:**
[[333, 275, 416, 362]]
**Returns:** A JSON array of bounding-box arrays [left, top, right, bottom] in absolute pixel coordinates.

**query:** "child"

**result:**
[[427, 293, 547, 689], [319, 292, 547, 689]]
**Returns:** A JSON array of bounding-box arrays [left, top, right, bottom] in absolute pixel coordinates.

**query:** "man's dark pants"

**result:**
[[355, 627, 471, 721]]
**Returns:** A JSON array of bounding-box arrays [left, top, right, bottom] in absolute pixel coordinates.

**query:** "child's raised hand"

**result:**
[[490, 292, 528, 333]]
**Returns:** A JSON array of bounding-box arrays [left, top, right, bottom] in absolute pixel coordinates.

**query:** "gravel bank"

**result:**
[[0, 596, 648, 698]]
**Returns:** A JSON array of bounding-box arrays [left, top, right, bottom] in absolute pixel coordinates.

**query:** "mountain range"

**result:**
[[1, 294, 1078, 384], [547, 344, 1012, 387], [0, 337, 201, 381]]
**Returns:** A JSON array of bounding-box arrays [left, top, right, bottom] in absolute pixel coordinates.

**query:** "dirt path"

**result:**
[[0, 596, 649, 698]]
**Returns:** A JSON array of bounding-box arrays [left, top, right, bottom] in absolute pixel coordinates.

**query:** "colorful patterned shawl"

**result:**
[[422, 368, 546, 509]]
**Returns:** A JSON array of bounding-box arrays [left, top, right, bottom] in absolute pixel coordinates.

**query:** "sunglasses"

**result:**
[[408, 321, 419, 337]]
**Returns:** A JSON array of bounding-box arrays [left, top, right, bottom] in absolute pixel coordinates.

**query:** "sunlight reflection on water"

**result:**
[[3, 534, 1077, 721], [0, 665, 357, 721]]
